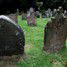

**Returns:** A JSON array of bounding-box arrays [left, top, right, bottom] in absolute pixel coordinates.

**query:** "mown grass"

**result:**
[[17, 16, 67, 67]]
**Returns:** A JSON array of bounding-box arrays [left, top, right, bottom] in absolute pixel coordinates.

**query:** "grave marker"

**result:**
[[43, 7, 67, 53], [27, 8, 36, 26], [0, 15, 25, 56]]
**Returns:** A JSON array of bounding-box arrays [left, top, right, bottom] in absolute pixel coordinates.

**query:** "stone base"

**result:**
[[43, 44, 66, 53]]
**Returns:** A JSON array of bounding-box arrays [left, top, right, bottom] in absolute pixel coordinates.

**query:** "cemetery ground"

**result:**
[[0, 17, 67, 67], [17, 17, 67, 67]]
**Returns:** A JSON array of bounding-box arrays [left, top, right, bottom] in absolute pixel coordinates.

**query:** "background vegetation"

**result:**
[[0, 0, 67, 14]]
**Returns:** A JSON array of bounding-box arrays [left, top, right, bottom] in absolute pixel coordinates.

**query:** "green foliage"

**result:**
[[17, 16, 67, 67], [64, 0, 67, 3]]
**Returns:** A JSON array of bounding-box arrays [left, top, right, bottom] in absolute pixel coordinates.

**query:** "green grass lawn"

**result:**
[[17, 16, 67, 67]]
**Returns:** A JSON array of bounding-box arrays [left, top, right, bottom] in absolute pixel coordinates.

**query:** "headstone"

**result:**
[[21, 12, 26, 20], [45, 10, 49, 18], [0, 15, 25, 56], [64, 10, 67, 17], [27, 11, 31, 25], [27, 8, 36, 26], [43, 7, 67, 53], [52, 9, 57, 17], [45, 8, 52, 18], [48, 8, 52, 17], [35, 11, 40, 18], [16, 8, 19, 15]]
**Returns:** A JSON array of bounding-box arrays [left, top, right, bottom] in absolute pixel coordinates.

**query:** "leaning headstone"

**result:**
[[21, 12, 26, 20], [8, 14, 18, 23], [0, 15, 25, 56], [43, 7, 67, 53]]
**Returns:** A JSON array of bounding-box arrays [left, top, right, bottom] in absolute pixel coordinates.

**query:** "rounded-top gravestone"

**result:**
[[0, 15, 25, 56]]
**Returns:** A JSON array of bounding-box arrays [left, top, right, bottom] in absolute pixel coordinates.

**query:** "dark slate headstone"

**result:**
[[43, 7, 67, 53], [0, 15, 25, 56]]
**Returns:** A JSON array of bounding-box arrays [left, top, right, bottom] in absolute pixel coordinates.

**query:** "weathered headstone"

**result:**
[[43, 7, 67, 53], [8, 14, 18, 23], [16, 8, 19, 15], [35, 11, 40, 18], [64, 10, 67, 17], [27, 8, 36, 26], [21, 12, 26, 20], [45, 8, 52, 18], [0, 15, 25, 56], [45, 10, 49, 18], [27, 11, 31, 25], [47, 8, 52, 17], [52, 9, 57, 17]]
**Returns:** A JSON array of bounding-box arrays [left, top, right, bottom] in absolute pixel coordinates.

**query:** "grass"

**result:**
[[17, 16, 67, 67]]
